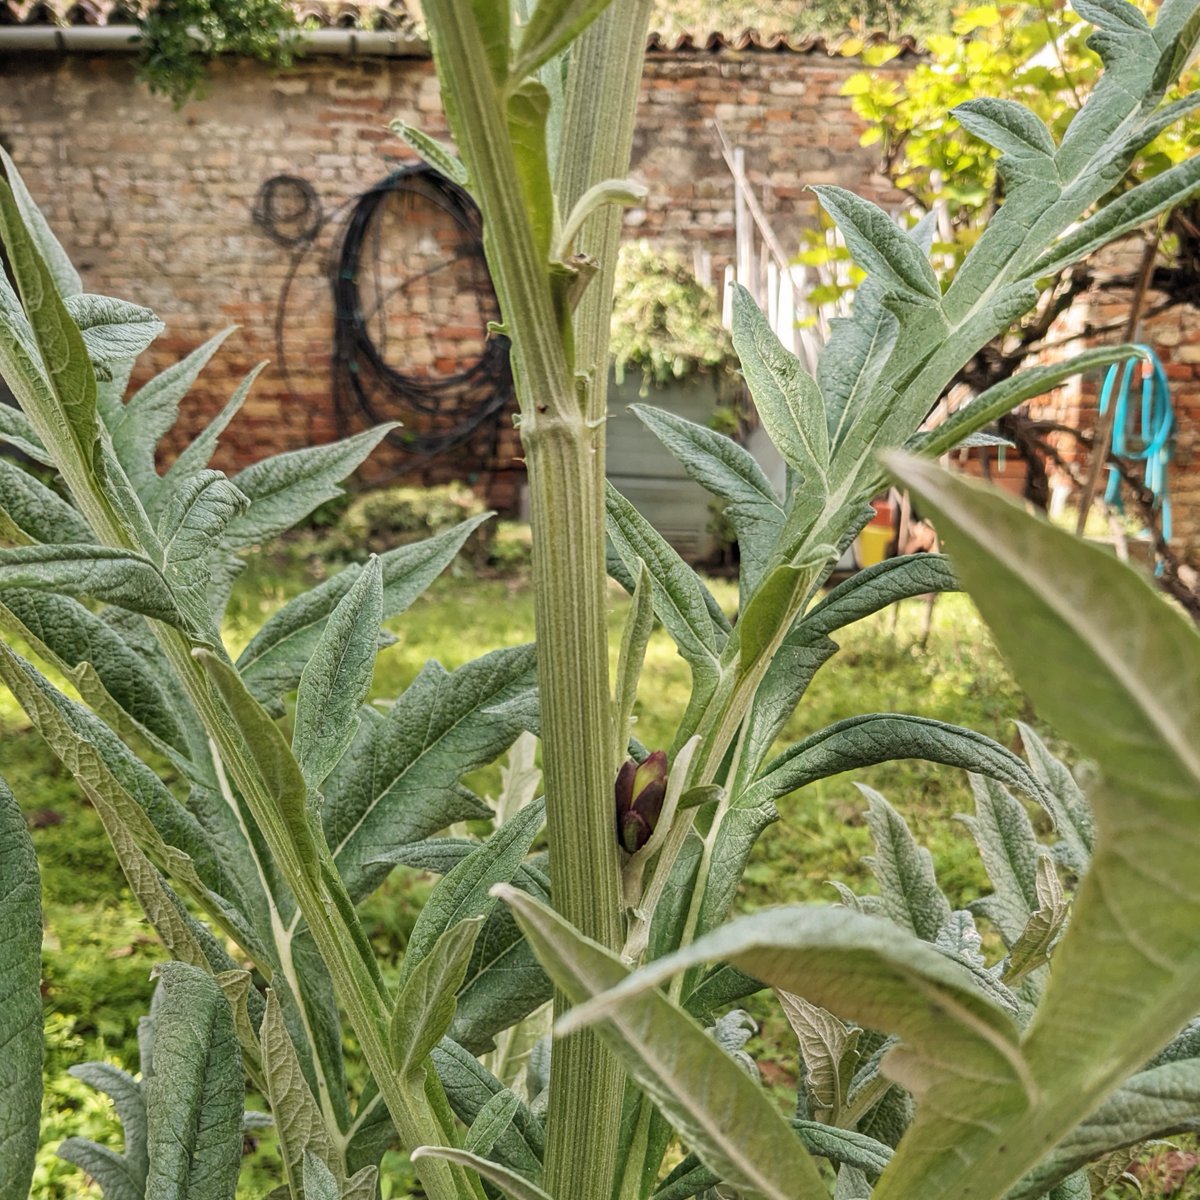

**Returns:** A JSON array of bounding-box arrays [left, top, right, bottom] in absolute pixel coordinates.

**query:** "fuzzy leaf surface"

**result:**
[[323, 644, 537, 902], [0, 544, 187, 626], [63, 293, 163, 368], [876, 452, 1200, 1200], [0, 778, 41, 1200], [631, 403, 784, 597], [501, 888, 830, 1200], [237, 515, 489, 701], [223, 425, 395, 549], [144, 962, 243, 1200], [293, 555, 382, 788]]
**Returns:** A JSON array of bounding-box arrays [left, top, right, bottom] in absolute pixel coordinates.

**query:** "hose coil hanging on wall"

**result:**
[[256, 164, 513, 467]]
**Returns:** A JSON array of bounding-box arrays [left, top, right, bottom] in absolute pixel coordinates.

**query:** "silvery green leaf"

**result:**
[[323, 643, 537, 903], [513, 0, 612, 78], [0, 401, 51, 465], [861, 787, 952, 942], [57, 1063, 148, 1200], [111, 327, 234, 498], [0, 458, 92, 544], [302, 1153, 340, 1200], [606, 482, 728, 668], [835, 1165, 872, 1200], [828, 880, 884, 917], [777, 990, 860, 1124], [613, 559, 654, 753], [342, 1166, 379, 1200], [820, 276, 898, 457], [876, 452, 1200, 1200], [157, 470, 249, 630], [238, 513, 490, 701], [56, 1138, 145, 1200], [684, 964, 762, 1021], [144, 962, 243, 1200], [1016, 722, 1094, 868], [0, 644, 251, 927], [223, 423, 396, 549], [631, 404, 784, 598], [506, 80, 555, 263], [735, 563, 812, 683], [402, 799, 545, 978], [731, 283, 829, 486], [63, 294, 164, 368], [1034, 154, 1200, 277], [0, 147, 81, 296], [869, 278, 1036, 464], [739, 554, 959, 787], [373, 837, 553, 1053], [1148, 1020, 1200, 1068], [933, 910, 986, 970], [0, 589, 189, 753], [689, 796, 779, 940], [556, 178, 647, 258], [794, 1122, 893, 1178], [1002, 854, 1069, 987], [572, 908, 1030, 1176], [149, 362, 265, 518], [411, 1148, 553, 1200], [390, 122, 469, 185], [432, 1038, 546, 1179], [813, 188, 941, 304], [1011, 1057, 1200, 1198], [0, 177, 98, 467], [745, 713, 1044, 814], [914, 346, 1145, 461], [293, 555, 382, 788], [501, 888, 830, 1200], [260, 990, 337, 1199], [0, 543, 187, 626], [658, 1121, 892, 1200], [463, 1089, 521, 1158], [81, 1061, 149, 1156], [954, 99, 1057, 161], [391, 916, 484, 1085], [960, 775, 1040, 945], [933, 909, 1020, 1017], [0, 777, 41, 1200]]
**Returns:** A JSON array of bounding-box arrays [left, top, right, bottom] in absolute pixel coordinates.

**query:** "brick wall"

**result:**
[[0, 44, 905, 510]]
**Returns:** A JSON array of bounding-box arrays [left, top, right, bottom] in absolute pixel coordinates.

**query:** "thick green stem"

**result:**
[[420, 5, 659, 1196], [524, 412, 626, 1198]]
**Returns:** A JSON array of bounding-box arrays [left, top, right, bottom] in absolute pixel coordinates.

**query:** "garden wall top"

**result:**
[[0, 0, 920, 57]]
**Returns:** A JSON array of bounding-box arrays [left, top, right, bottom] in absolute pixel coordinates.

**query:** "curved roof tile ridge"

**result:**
[[0, 0, 918, 55]]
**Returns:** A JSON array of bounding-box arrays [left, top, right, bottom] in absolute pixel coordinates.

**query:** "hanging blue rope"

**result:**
[[1099, 346, 1175, 545]]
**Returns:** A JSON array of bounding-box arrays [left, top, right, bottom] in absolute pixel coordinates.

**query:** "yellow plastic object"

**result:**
[[857, 524, 892, 567]]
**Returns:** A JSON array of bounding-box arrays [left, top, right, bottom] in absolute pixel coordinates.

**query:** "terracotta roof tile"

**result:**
[[0, 0, 416, 27], [0, 0, 917, 54], [644, 27, 919, 55]]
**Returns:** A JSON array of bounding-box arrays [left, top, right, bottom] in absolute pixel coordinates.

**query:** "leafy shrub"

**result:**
[[319, 483, 492, 566], [610, 241, 736, 387]]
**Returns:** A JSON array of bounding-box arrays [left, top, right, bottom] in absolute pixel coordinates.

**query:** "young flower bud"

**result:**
[[615, 750, 669, 854]]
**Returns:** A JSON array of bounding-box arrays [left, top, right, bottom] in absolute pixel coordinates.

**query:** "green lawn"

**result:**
[[2, 554, 1057, 1198]]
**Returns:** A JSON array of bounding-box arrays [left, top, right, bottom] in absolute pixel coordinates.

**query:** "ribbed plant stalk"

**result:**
[[542, 8, 654, 1198], [420, 4, 654, 1196]]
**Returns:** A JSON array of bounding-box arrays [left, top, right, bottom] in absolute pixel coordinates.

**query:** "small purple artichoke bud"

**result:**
[[615, 750, 669, 854]]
